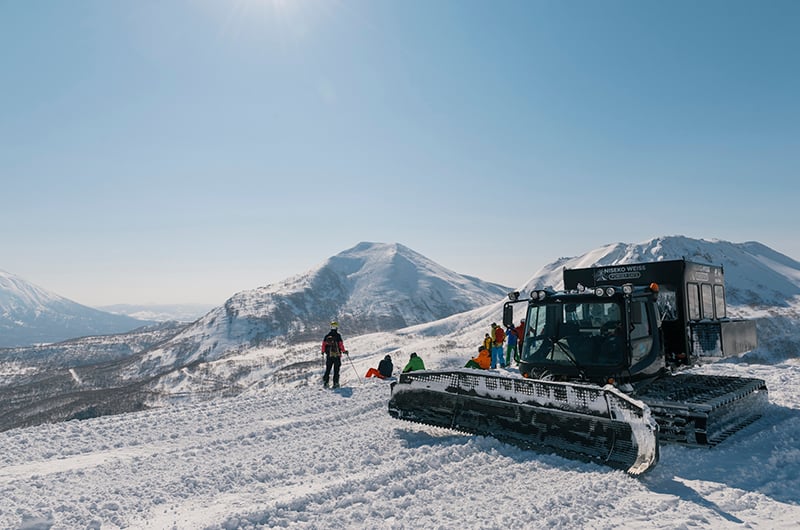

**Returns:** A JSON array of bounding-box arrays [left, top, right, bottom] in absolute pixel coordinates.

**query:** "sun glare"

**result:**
[[203, 0, 324, 43]]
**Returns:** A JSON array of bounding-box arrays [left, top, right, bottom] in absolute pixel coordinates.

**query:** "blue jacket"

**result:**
[[506, 328, 518, 346]]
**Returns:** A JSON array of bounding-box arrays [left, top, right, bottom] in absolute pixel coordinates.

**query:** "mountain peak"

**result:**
[[0, 269, 156, 348], [144, 242, 510, 368], [0, 269, 68, 310], [524, 235, 800, 307]]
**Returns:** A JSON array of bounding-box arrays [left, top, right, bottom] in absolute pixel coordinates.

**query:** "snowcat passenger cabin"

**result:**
[[561, 259, 757, 366]]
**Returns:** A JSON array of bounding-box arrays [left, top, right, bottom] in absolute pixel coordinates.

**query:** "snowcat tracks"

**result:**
[[637, 374, 768, 446], [388, 370, 659, 475]]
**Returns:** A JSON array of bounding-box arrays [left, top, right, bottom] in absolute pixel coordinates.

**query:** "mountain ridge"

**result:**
[[2, 236, 798, 433], [129, 241, 510, 373], [0, 269, 157, 348]]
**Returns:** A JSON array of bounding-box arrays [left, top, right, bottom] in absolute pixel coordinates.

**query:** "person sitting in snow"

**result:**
[[465, 345, 491, 370], [366, 355, 394, 379], [321, 321, 347, 388], [402, 352, 425, 373]]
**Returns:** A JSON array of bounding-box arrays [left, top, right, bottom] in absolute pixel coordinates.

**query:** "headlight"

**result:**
[[605, 287, 616, 297], [622, 283, 633, 295], [531, 290, 546, 300], [595, 287, 605, 297]]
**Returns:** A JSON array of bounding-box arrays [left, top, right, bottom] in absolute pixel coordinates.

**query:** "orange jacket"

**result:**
[[472, 347, 492, 369]]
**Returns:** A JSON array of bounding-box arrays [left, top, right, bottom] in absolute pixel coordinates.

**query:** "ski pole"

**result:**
[[344, 351, 362, 383]]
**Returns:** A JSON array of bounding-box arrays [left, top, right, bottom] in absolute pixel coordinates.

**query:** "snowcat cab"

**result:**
[[508, 283, 665, 387]]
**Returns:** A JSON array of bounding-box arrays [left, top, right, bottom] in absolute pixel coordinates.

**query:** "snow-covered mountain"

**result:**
[[519, 236, 800, 307], [513, 236, 800, 360], [0, 269, 157, 348], [130, 241, 510, 372], [0, 242, 510, 429], [2, 237, 798, 433]]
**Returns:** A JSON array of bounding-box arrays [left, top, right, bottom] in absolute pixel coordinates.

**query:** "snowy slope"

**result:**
[[1, 236, 800, 528], [0, 354, 798, 529], [0, 269, 156, 348]]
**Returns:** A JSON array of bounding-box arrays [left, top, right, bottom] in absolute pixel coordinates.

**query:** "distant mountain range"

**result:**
[[1, 236, 798, 433], [0, 270, 157, 348], [0, 241, 510, 430], [97, 304, 215, 323]]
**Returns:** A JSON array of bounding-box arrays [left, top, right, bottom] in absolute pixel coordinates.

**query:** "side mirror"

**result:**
[[502, 303, 515, 328]]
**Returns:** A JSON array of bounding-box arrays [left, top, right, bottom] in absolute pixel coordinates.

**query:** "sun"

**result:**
[[198, 0, 322, 41]]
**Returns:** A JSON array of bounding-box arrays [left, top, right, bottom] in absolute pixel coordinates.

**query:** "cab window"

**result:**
[[714, 285, 726, 318], [701, 284, 714, 319], [629, 301, 653, 365], [687, 283, 700, 320]]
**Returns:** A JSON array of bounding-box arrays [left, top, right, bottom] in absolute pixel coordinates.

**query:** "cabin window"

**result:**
[[629, 301, 652, 364], [714, 285, 726, 318], [630, 301, 650, 340], [656, 286, 678, 321], [701, 283, 714, 319], [687, 282, 701, 320]]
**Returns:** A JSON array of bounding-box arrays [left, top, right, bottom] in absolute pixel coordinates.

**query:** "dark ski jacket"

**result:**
[[321, 329, 346, 357], [378, 356, 393, 378]]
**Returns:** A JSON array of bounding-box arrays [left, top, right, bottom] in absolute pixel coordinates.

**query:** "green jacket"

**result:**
[[402, 355, 426, 373]]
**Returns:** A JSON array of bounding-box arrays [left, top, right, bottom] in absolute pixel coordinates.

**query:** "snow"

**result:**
[[2, 236, 800, 528], [0, 269, 67, 310], [1, 352, 799, 529]]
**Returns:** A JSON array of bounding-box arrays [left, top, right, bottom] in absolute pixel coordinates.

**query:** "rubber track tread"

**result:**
[[388, 370, 659, 475]]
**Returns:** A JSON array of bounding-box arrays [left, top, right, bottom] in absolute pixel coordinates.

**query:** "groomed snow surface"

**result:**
[[1, 359, 799, 529]]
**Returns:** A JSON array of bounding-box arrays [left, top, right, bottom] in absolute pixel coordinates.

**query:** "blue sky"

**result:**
[[2, 0, 798, 306]]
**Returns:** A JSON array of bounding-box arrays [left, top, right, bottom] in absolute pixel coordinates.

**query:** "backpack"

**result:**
[[325, 336, 341, 357]]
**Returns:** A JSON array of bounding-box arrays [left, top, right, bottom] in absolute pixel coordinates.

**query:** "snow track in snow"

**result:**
[[2, 368, 800, 529]]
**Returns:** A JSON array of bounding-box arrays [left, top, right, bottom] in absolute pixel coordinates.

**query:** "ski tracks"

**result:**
[[0, 384, 385, 528], [5, 375, 798, 529]]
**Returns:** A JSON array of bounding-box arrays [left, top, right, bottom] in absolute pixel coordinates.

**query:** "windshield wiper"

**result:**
[[547, 335, 589, 381]]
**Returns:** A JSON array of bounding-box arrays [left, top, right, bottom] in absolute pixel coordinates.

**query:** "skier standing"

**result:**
[[490, 323, 506, 369], [505, 324, 518, 366], [321, 321, 347, 388]]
